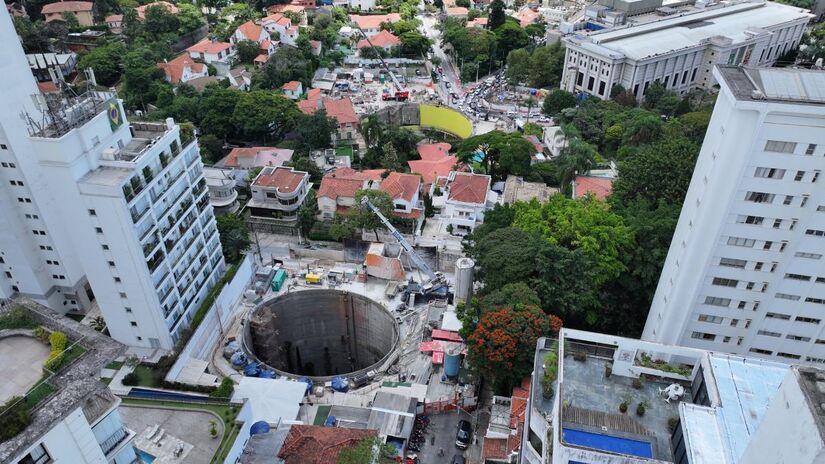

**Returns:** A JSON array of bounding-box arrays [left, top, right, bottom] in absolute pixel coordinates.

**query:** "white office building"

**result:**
[[562, 0, 811, 100], [0, 7, 224, 350], [643, 65, 825, 366]]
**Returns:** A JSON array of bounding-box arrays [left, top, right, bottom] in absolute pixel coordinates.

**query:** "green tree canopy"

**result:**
[[78, 41, 127, 86], [352, 189, 394, 241], [611, 137, 699, 207], [235, 40, 261, 64], [542, 89, 577, 116], [232, 91, 300, 140], [216, 213, 251, 263]]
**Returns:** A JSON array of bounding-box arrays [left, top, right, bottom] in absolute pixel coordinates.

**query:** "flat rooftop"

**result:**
[[717, 65, 825, 105], [571, 1, 811, 60], [0, 335, 51, 404]]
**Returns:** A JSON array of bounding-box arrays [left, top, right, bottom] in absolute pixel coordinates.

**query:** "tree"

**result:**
[[121, 45, 166, 109], [466, 304, 556, 389], [77, 41, 127, 86], [236, 40, 261, 64], [337, 436, 397, 464], [505, 48, 530, 85], [495, 22, 528, 59], [61, 12, 80, 29], [297, 110, 337, 151], [488, 0, 506, 30], [199, 134, 224, 164], [399, 31, 431, 58], [360, 114, 385, 149], [380, 142, 401, 171], [232, 91, 300, 140], [253, 46, 314, 89], [289, 156, 323, 185], [198, 87, 241, 140], [176, 3, 205, 35], [480, 282, 541, 312], [456, 131, 535, 181], [611, 137, 699, 207], [642, 81, 669, 110], [216, 214, 251, 263], [622, 114, 663, 146], [298, 190, 317, 236], [542, 89, 576, 116], [352, 189, 394, 241], [143, 4, 180, 35], [528, 42, 565, 88], [13, 17, 49, 53], [555, 137, 597, 189], [460, 62, 479, 83]]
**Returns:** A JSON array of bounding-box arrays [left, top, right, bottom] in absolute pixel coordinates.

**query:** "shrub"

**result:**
[[668, 417, 679, 433], [632, 378, 643, 389], [0, 398, 32, 441], [619, 401, 628, 413], [122, 372, 139, 386], [33, 326, 47, 340], [0, 306, 36, 330], [636, 402, 646, 416], [48, 331, 68, 351], [44, 353, 64, 371], [210, 377, 235, 399]]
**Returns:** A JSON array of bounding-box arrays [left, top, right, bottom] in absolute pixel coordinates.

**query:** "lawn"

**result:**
[[335, 146, 354, 157], [105, 360, 124, 370], [120, 397, 241, 464], [65, 313, 85, 322], [131, 365, 160, 387]]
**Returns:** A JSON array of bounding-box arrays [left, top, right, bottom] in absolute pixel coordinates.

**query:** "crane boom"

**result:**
[[361, 197, 434, 278], [353, 24, 408, 100]]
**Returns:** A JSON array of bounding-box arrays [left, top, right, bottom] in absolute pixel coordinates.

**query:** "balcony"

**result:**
[[143, 237, 160, 258], [99, 427, 133, 457], [147, 250, 165, 272], [131, 203, 150, 224]]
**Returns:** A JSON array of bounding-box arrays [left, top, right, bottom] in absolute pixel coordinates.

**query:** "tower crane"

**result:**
[[354, 24, 409, 101]]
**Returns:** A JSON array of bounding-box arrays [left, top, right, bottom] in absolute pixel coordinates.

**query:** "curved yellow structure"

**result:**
[[419, 104, 473, 139]]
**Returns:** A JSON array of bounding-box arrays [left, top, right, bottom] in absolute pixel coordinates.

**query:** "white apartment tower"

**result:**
[[643, 65, 825, 366], [0, 7, 225, 350]]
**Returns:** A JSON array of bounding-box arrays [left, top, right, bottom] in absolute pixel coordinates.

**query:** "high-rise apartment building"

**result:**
[[643, 65, 825, 366], [0, 7, 224, 350]]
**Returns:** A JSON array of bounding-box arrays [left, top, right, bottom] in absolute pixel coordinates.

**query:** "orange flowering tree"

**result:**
[[466, 304, 562, 388]]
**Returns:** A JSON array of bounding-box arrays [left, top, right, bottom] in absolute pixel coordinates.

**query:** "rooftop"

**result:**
[[278, 424, 377, 464], [503, 175, 559, 205], [317, 175, 365, 200], [448, 172, 490, 204], [281, 80, 302, 91], [380, 171, 420, 202], [157, 53, 205, 84], [323, 98, 359, 125], [717, 65, 825, 105], [136, 1, 177, 18], [187, 39, 234, 55], [0, 299, 124, 463], [41, 1, 93, 14], [252, 166, 308, 193], [220, 146, 294, 169], [569, 1, 811, 61], [236, 20, 265, 41], [573, 175, 614, 200], [357, 29, 401, 48], [349, 13, 402, 29]]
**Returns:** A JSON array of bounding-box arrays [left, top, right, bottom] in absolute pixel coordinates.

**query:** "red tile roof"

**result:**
[[268, 3, 305, 13], [310, 40, 322, 49], [446, 6, 469, 15], [409, 143, 458, 188], [188, 39, 233, 55], [317, 176, 364, 200], [466, 17, 488, 27], [236, 20, 265, 42], [392, 208, 422, 219], [380, 171, 420, 202], [298, 98, 321, 114], [263, 13, 291, 26], [254, 54, 269, 64], [573, 175, 614, 200], [349, 13, 401, 29], [253, 166, 307, 192], [136, 1, 177, 19], [448, 173, 490, 204], [278, 425, 377, 464], [223, 147, 293, 168], [357, 29, 400, 48], [323, 98, 359, 125], [157, 53, 205, 84], [282, 80, 301, 91], [37, 81, 59, 94], [41, 1, 93, 14], [105, 14, 122, 22], [334, 167, 385, 182]]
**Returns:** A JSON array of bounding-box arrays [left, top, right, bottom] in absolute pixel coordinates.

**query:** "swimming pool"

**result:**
[[562, 428, 653, 458], [134, 447, 156, 463]]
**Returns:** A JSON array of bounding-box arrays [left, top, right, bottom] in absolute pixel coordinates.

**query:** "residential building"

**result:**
[[281, 80, 303, 99], [227, 66, 253, 90], [445, 7, 469, 17], [203, 167, 239, 215], [0, 8, 225, 348], [349, 13, 401, 36], [26, 52, 77, 82], [408, 142, 457, 192], [104, 14, 122, 33], [357, 29, 400, 52], [334, 0, 376, 11], [232, 20, 270, 44], [516, 6, 542, 27], [157, 53, 208, 84], [187, 40, 236, 68], [502, 175, 558, 205], [522, 328, 825, 464], [643, 65, 825, 367], [41, 1, 94, 25], [135, 1, 178, 20], [299, 97, 359, 144], [380, 171, 424, 226], [571, 175, 614, 199], [542, 126, 566, 158], [561, 0, 811, 100], [466, 17, 488, 28], [247, 166, 312, 227], [310, 40, 323, 56], [262, 12, 292, 37], [278, 425, 378, 463], [217, 146, 294, 183], [316, 167, 382, 220], [481, 378, 529, 463], [523, 134, 547, 164], [0, 299, 138, 464], [437, 172, 492, 235]]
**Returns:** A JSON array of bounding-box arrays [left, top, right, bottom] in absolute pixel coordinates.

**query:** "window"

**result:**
[[712, 277, 738, 288], [704, 296, 731, 307], [773, 218, 782, 229], [806, 229, 825, 237], [19, 443, 50, 464], [796, 316, 821, 324], [814, 172, 820, 183], [785, 273, 812, 281], [723, 336, 732, 343], [130, 321, 137, 326], [780, 242, 788, 252], [807, 357, 825, 364], [784, 195, 794, 205], [730, 319, 739, 327], [763, 241, 773, 251], [88, 209, 96, 216], [745, 191, 775, 203], [107, 261, 115, 267], [728, 236, 755, 247], [775, 293, 800, 301], [738, 215, 764, 225], [102, 244, 109, 251], [787, 334, 811, 342], [754, 262, 763, 271], [737, 301, 747, 310], [764, 140, 796, 153], [125, 307, 132, 313], [750, 348, 773, 355], [698, 314, 723, 324], [114, 277, 121, 283], [805, 297, 825, 305], [691, 331, 716, 341], [754, 167, 786, 179], [746, 282, 755, 290], [719, 257, 747, 268], [95, 227, 103, 234], [765, 313, 791, 322], [806, 143, 817, 155], [758, 330, 782, 337], [776, 352, 801, 360], [817, 339, 825, 345], [795, 171, 805, 181], [802, 196, 809, 207]]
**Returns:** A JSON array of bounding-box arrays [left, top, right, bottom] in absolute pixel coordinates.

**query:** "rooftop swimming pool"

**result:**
[[562, 428, 653, 458], [134, 447, 156, 463]]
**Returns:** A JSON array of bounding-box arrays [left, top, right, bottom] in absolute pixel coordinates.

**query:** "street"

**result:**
[[414, 410, 478, 464]]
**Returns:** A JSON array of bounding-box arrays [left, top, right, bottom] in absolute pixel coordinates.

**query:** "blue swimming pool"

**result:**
[[134, 447, 156, 463], [127, 387, 207, 402], [562, 428, 653, 458]]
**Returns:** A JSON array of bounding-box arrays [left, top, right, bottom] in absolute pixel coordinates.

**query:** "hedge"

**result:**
[[44, 331, 68, 372], [0, 398, 31, 441]]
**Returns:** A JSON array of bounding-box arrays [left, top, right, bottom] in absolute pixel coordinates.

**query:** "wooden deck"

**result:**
[[562, 405, 652, 437]]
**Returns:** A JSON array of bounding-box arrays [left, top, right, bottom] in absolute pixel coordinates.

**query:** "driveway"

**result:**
[[414, 410, 480, 464]]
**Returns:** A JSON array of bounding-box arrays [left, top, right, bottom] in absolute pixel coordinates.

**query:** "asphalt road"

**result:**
[[413, 410, 478, 464]]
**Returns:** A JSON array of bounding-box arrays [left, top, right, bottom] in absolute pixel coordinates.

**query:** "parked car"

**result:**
[[455, 420, 472, 449], [450, 455, 466, 464]]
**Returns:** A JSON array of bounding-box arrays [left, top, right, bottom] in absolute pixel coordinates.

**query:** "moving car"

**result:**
[[455, 420, 472, 449]]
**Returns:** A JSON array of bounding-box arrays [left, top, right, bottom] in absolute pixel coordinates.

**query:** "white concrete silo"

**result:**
[[454, 257, 475, 303]]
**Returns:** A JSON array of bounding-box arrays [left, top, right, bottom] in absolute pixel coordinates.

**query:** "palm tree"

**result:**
[[90, 316, 107, 332], [360, 114, 385, 148], [558, 139, 597, 193]]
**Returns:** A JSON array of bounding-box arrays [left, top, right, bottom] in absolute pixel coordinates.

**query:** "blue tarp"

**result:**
[[250, 421, 270, 435], [244, 362, 261, 377], [324, 415, 337, 427], [230, 352, 247, 367], [299, 377, 313, 394], [331, 376, 349, 393], [259, 369, 276, 379]]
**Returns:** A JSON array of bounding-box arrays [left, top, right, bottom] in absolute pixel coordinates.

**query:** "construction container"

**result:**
[[271, 269, 287, 291], [444, 348, 461, 378], [305, 273, 322, 284], [454, 258, 475, 303]]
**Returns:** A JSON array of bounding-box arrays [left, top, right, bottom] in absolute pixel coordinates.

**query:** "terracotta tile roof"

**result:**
[[333, 167, 384, 182], [380, 171, 420, 202], [188, 39, 233, 55], [297, 98, 321, 114], [417, 143, 452, 160], [268, 3, 305, 13], [136, 1, 177, 19], [311, 40, 322, 48], [517, 7, 541, 27], [349, 13, 401, 30], [392, 208, 423, 220], [41, 1, 93, 14], [409, 143, 459, 188], [282, 80, 301, 91], [37, 81, 59, 94], [254, 54, 269, 63], [263, 13, 291, 26], [573, 175, 614, 200], [287, 25, 299, 33], [446, 6, 468, 15], [448, 173, 490, 204], [157, 53, 205, 84], [236, 20, 265, 42], [323, 98, 359, 125], [222, 147, 294, 168], [105, 14, 122, 22], [466, 17, 488, 27], [357, 29, 400, 48], [307, 88, 322, 99], [278, 425, 377, 464], [317, 175, 364, 200], [253, 166, 307, 193]]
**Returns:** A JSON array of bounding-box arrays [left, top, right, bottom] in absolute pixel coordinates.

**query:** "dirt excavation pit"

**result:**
[[245, 289, 400, 380]]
